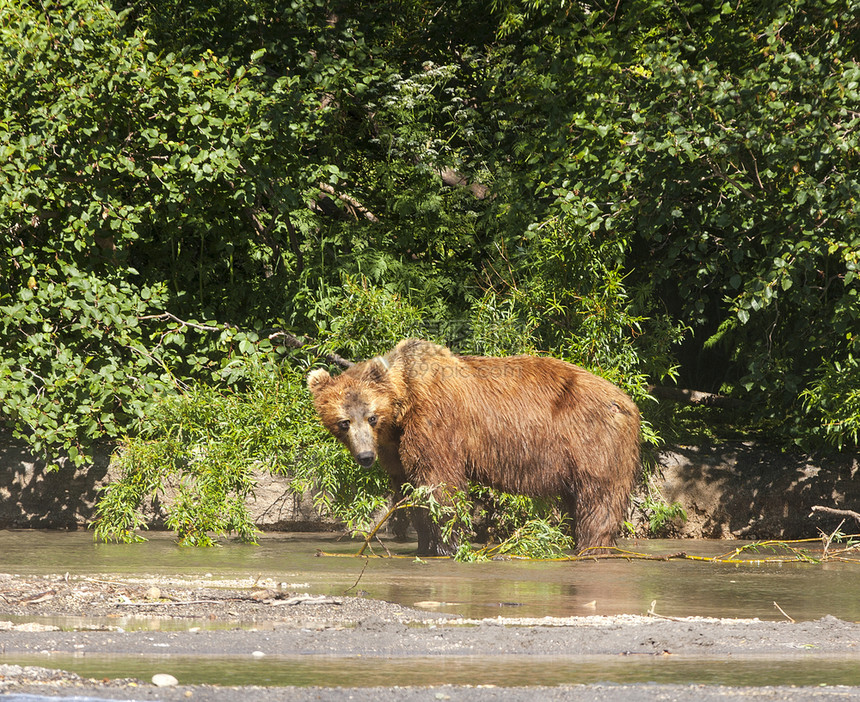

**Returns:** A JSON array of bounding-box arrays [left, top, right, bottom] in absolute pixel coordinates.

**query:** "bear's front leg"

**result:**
[[412, 505, 459, 557], [396, 427, 466, 556], [386, 481, 411, 541]]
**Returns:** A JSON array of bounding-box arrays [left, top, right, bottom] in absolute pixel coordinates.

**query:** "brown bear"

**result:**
[[307, 338, 640, 556]]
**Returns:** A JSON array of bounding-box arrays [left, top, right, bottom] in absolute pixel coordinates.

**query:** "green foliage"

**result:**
[[3, 0, 859, 546], [93, 361, 389, 544], [801, 354, 860, 450], [0, 265, 168, 466], [641, 495, 688, 536], [0, 0, 303, 465], [314, 275, 426, 360], [463, 519, 575, 562], [395, 483, 574, 561], [533, 0, 857, 447]]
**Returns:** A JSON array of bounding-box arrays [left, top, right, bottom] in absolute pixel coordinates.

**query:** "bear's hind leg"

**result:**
[[563, 485, 622, 555]]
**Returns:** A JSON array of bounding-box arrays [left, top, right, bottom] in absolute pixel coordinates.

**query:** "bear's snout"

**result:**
[[355, 450, 376, 467]]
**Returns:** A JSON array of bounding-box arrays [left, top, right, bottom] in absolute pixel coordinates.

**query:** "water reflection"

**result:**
[[2, 530, 860, 622], [4, 651, 860, 687]]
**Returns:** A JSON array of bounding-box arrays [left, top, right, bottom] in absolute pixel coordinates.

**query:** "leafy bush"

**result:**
[[93, 360, 389, 544], [801, 354, 860, 450]]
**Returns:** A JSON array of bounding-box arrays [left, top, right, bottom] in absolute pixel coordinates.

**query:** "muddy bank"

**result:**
[[648, 443, 860, 540], [2, 573, 860, 700], [2, 430, 858, 539]]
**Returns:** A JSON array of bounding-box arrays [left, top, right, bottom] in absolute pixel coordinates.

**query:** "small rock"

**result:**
[[152, 673, 179, 687], [145, 587, 161, 601], [251, 650, 266, 658]]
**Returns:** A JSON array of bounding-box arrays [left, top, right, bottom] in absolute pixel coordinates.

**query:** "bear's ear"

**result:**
[[307, 368, 332, 395], [363, 356, 390, 384]]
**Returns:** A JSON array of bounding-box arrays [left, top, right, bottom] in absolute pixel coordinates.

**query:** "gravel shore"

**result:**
[[2, 572, 860, 701]]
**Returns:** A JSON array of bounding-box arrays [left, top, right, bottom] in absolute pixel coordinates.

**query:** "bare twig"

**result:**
[[773, 601, 795, 622], [343, 559, 369, 596], [706, 157, 758, 201], [85, 577, 133, 587], [138, 311, 356, 369], [437, 167, 489, 200], [821, 520, 847, 557], [646, 599, 684, 621], [116, 599, 226, 606], [267, 331, 354, 369], [648, 385, 741, 408], [137, 312, 221, 332]]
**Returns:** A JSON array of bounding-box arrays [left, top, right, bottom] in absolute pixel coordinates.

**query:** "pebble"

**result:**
[[152, 673, 179, 687]]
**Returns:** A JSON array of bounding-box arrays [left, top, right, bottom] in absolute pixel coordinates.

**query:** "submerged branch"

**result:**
[[317, 535, 860, 565]]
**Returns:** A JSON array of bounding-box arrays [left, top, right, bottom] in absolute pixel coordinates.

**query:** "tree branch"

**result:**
[[438, 167, 489, 200], [648, 385, 741, 408], [317, 183, 379, 222], [267, 331, 354, 368], [138, 313, 355, 369]]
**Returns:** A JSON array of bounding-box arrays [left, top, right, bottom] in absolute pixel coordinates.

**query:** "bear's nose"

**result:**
[[355, 451, 375, 467]]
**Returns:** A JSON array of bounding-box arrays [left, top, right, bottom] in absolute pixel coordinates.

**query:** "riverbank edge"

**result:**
[[2, 430, 859, 540]]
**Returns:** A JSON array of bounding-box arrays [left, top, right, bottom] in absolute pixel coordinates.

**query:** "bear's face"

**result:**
[[307, 364, 395, 468]]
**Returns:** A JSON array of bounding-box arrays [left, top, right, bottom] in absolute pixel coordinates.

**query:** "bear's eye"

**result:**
[[337, 419, 350, 431], [367, 415, 378, 427]]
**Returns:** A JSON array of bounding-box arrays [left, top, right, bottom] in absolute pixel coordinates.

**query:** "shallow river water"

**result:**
[[2, 529, 860, 691], [2, 529, 860, 622]]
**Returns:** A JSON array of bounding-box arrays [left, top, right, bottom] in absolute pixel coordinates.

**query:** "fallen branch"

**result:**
[[357, 496, 412, 556], [317, 536, 860, 565], [810, 505, 860, 525], [648, 385, 741, 408], [267, 595, 342, 606]]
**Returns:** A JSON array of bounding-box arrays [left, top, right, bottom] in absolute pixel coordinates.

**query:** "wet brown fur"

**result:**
[[307, 339, 640, 556]]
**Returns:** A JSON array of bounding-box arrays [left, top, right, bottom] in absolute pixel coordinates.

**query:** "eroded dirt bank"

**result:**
[[2, 573, 860, 701], [4, 429, 859, 541]]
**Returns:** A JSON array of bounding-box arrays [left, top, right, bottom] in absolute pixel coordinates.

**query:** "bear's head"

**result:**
[[307, 358, 397, 468]]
